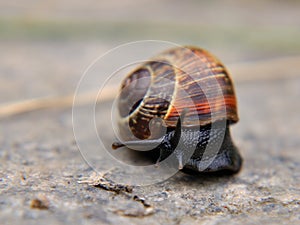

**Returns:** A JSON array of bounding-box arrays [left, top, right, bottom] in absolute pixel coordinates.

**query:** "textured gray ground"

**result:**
[[1, 1, 300, 224], [1, 74, 300, 225]]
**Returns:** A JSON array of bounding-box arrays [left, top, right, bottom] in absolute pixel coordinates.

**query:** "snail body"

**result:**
[[112, 46, 242, 174]]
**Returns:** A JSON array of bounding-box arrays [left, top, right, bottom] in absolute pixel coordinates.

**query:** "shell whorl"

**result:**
[[117, 46, 238, 140]]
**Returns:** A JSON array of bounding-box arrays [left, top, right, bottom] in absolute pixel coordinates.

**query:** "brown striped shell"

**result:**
[[117, 46, 238, 140]]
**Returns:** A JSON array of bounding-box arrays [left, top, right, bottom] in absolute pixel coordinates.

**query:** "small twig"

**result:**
[[78, 170, 155, 217], [78, 170, 133, 194]]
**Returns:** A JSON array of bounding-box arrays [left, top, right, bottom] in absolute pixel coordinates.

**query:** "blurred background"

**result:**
[[0, 0, 300, 104]]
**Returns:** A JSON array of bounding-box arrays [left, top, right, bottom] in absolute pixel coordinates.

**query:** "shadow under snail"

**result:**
[[112, 46, 242, 174]]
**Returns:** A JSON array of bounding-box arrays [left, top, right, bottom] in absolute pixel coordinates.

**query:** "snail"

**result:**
[[112, 46, 242, 174]]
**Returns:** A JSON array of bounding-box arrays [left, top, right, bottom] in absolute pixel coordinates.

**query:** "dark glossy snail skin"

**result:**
[[112, 46, 242, 174]]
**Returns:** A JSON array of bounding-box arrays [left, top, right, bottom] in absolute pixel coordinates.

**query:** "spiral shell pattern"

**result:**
[[117, 46, 238, 140]]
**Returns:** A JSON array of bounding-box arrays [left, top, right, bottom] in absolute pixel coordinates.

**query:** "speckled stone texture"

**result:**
[[1, 73, 299, 225], [1, 1, 300, 224]]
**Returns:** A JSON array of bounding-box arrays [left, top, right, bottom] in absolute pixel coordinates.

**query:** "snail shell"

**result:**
[[113, 46, 242, 174], [117, 46, 238, 140]]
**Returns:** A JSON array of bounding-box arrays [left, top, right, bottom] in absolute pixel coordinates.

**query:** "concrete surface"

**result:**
[[0, 1, 300, 224], [1, 60, 300, 225]]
